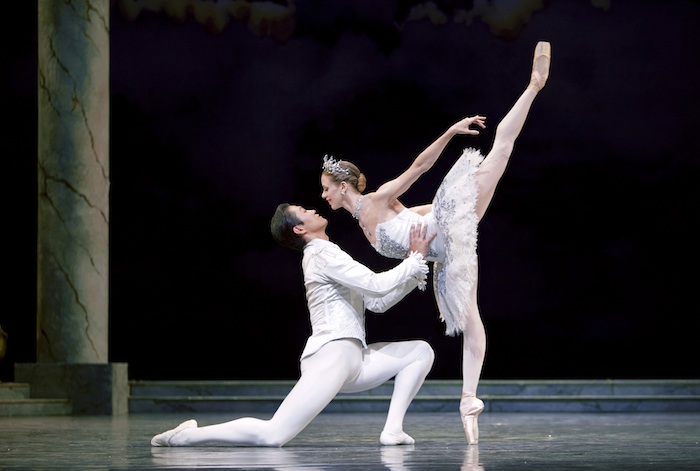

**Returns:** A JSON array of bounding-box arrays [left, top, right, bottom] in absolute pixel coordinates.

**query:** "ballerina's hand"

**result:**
[[409, 223, 437, 257], [452, 115, 487, 135]]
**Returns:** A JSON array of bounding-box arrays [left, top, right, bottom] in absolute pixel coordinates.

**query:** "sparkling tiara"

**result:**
[[322, 154, 350, 175]]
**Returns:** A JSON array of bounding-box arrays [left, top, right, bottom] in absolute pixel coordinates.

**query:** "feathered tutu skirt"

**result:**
[[432, 148, 483, 336]]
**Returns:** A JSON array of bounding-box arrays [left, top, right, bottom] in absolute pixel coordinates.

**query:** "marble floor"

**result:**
[[2, 411, 699, 470]]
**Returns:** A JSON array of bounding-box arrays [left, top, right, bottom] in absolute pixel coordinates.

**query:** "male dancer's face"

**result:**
[[289, 205, 328, 236]]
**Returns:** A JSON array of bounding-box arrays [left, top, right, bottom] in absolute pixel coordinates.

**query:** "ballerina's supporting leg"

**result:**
[[459, 297, 486, 445]]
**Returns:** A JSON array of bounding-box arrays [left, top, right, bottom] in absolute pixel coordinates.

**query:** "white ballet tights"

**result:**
[[475, 86, 539, 220], [461, 294, 486, 395], [164, 338, 434, 447]]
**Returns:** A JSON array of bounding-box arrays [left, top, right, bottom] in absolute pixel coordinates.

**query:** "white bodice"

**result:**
[[372, 209, 445, 263]]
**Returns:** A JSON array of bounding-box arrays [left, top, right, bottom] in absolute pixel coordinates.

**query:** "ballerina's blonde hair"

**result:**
[[321, 154, 367, 193]]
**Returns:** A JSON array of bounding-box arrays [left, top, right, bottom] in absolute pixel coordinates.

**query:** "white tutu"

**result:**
[[432, 148, 483, 336]]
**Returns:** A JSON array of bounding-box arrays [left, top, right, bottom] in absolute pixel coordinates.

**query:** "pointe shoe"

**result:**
[[150, 419, 197, 447], [530, 41, 551, 90], [459, 393, 484, 445]]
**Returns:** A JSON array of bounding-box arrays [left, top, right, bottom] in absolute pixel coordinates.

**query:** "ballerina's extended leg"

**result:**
[[474, 40, 552, 218]]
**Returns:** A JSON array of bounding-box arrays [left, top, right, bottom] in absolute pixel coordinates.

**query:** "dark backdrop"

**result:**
[[4, 0, 699, 382]]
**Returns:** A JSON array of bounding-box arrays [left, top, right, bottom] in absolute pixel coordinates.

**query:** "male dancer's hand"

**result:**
[[409, 223, 437, 258]]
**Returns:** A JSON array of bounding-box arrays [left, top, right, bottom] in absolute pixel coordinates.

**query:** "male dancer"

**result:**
[[151, 204, 436, 447]]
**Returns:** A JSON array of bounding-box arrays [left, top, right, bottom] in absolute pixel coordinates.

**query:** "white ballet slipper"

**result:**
[[380, 430, 415, 446], [150, 419, 197, 447]]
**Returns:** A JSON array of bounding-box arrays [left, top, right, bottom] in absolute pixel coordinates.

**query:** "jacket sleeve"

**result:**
[[363, 275, 421, 313], [318, 249, 428, 306]]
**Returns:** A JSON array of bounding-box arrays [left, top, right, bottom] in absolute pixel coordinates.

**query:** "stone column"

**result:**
[[15, 0, 127, 415]]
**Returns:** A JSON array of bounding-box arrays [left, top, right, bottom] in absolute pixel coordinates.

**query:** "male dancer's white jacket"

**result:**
[[300, 238, 428, 360]]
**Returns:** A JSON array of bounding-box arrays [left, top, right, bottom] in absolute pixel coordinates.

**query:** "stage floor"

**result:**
[[2, 411, 699, 470]]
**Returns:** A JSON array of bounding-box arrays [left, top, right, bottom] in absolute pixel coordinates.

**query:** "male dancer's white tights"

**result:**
[[158, 338, 434, 447]]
